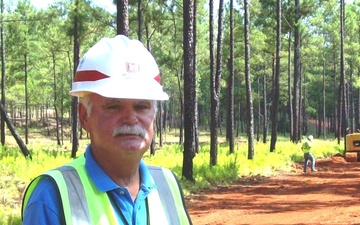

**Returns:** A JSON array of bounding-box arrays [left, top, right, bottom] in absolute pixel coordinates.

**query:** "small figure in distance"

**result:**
[[301, 135, 317, 173], [22, 35, 192, 225]]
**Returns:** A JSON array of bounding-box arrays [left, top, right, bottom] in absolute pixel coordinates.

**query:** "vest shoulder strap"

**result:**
[[148, 166, 192, 225]]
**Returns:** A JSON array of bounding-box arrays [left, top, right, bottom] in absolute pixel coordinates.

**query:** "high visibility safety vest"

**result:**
[[22, 155, 192, 225], [302, 140, 312, 153]]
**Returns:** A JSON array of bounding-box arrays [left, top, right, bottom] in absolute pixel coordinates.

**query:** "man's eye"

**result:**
[[135, 104, 150, 110], [107, 105, 120, 110]]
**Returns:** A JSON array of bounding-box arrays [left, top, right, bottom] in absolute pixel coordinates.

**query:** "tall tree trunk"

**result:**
[[287, 33, 293, 141], [256, 78, 260, 142], [244, 0, 254, 159], [333, 52, 337, 136], [117, 0, 129, 36], [209, 0, 216, 162], [145, 35, 158, 155], [0, 0, 5, 146], [262, 70, 268, 143], [226, 0, 235, 154], [24, 54, 29, 144], [158, 102, 163, 147], [60, 71, 64, 145], [357, 67, 360, 131], [349, 63, 354, 132], [52, 51, 61, 146], [71, 0, 80, 158], [137, 0, 142, 41], [270, 0, 281, 152], [293, 0, 301, 143], [210, 0, 224, 165], [177, 70, 184, 145], [182, 0, 196, 182], [316, 106, 321, 136], [236, 103, 240, 137], [322, 48, 327, 139], [192, 0, 199, 153], [338, 0, 345, 144], [299, 63, 303, 138], [167, 7, 184, 145], [0, 102, 30, 158]]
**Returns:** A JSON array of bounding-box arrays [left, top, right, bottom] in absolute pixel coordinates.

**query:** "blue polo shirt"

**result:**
[[22, 145, 156, 225]]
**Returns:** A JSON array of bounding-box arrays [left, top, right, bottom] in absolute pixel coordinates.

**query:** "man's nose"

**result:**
[[120, 108, 138, 124]]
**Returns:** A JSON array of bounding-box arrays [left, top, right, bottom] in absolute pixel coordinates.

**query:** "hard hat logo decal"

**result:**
[[126, 62, 140, 73]]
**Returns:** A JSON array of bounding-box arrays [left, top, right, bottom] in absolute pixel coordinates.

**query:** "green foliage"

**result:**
[[0, 145, 74, 224], [0, 137, 343, 223]]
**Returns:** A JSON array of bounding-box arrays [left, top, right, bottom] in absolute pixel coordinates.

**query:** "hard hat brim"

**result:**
[[69, 77, 169, 100]]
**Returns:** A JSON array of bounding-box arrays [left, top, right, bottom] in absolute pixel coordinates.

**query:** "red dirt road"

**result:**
[[186, 153, 360, 224]]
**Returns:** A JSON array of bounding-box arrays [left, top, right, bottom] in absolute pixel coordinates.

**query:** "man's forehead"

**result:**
[[104, 98, 151, 104]]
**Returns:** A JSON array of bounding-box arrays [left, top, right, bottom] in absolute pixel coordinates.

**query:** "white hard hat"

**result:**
[[307, 135, 313, 140], [69, 35, 169, 100]]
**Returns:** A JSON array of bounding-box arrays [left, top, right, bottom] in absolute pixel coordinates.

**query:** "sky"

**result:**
[[9, 0, 117, 12], [38, 0, 116, 12], [6, 0, 356, 12], [27, 0, 354, 9]]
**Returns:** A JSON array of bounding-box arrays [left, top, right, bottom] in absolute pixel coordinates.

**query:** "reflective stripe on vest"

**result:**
[[22, 155, 192, 225]]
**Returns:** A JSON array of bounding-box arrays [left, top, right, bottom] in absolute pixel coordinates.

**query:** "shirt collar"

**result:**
[[84, 145, 156, 192]]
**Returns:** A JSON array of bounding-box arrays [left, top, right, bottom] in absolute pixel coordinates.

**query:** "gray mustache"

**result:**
[[112, 125, 147, 138]]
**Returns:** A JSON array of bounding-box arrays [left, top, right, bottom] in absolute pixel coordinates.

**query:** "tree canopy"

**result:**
[[1, 0, 359, 162]]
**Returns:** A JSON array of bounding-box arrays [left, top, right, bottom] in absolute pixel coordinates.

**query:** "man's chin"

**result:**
[[114, 136, 150, 150], [118, 141, 149, 152]]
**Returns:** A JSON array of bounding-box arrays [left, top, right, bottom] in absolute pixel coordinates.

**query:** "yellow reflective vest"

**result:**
[[301, 140, 312, 153], [22, 155, 192, 225]]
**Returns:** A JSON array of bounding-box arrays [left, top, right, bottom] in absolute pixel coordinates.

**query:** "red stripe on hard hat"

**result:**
[[154, 74, 161, 84], [75, 70, 109, 82]]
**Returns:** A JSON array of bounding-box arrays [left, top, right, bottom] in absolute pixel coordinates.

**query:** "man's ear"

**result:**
[[78, 103, 90, 132]]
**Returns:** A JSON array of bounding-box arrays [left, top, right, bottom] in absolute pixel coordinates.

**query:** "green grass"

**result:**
[[145, 137, 343, 193], [0, 135, 344, 224]]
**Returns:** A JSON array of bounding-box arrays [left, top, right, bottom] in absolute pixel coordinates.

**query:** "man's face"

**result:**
[[79, 94, 155, 159]]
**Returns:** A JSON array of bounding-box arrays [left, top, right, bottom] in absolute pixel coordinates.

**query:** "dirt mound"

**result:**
[[187, 154, 360, 224]]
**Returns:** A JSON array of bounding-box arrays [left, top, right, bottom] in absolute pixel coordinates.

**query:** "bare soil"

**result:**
[[186, 153, 360, 225]]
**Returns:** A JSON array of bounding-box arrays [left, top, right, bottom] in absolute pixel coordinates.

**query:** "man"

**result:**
[[22, 35, 192, 225], [301, 135, 317, 173]]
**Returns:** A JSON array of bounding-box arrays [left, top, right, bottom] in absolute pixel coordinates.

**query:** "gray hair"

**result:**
[[79, 94, 158, 117], [79, 94, 93, 117]]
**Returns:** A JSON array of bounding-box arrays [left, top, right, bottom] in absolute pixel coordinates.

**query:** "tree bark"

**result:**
[[177, 69, 184, 145], [137, 0, 142, 41], [244, 0, 254, 159], [270, 0, 281, 152], [323, 48, 327, 139], [117, 0, 129, 36], [0, 102, 31, 159], [210, 0, 224, 165], [52, 51, 61, 146], [24, 54, 29, 144], [71, 0, 80, 158], [182, 0, 196, 181], [338, 0, 346, 145], [1, 0, 6, 146], [293, 0, 301, 143], [262, 71, 268, 144], [226, 0, 235, 154], [287, 33, 293, 141], [193, 0, 199, 154], [209, 0, 216, 164]]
